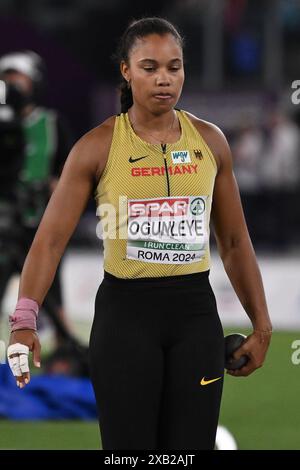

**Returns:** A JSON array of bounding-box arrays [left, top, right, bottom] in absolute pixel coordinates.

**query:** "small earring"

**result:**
[[127, 79, 131, 89]]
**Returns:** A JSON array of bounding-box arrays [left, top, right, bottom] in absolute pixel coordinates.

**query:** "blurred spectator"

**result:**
[[261, 111, 300, 251], [261, 110, 300, 190], [232, 109, 300, 250], [233, 115, 264, 192], [232, 115, 265, 247], [260, 110, 300, 249], [0, 50, 74, 346]]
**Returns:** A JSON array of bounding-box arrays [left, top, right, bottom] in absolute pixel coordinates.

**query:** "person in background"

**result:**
[[0, 50, 74, 346], [260, 109, 300, 249]]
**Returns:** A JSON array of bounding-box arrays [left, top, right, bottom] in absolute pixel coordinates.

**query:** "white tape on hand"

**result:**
[[7, 343, 29, 377], [9, 356, 22, 377]]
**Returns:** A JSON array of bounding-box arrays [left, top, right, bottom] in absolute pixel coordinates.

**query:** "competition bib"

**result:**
[[126, 196, 208, 264]]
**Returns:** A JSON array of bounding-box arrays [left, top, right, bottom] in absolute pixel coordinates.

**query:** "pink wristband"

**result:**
[[9, 297, 39, 332]]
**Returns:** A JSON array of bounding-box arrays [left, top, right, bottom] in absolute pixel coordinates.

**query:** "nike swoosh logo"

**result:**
[[200, 376, 222, 386], [128, 156, 148, 163]]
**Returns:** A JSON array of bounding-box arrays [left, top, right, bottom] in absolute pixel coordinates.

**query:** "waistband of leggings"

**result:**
[[103, 270, 210, 286]]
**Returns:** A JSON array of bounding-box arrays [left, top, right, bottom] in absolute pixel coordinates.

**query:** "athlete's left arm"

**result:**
[[202, 122, 272, 377]]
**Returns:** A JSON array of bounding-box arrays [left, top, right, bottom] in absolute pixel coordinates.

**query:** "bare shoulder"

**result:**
[[67, 115, 116, 182], [184, 110, 231, 171]]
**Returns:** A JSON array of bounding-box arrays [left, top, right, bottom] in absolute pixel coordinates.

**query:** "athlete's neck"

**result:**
[[128, 106, 176, 134]]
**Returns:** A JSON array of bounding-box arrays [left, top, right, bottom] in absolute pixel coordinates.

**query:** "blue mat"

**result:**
[[0, 363, 97, 420]]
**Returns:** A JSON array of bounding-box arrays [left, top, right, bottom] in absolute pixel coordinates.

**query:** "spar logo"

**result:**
[[129, 197, 189, 218], [171, 150, 191, 164], [190, 197, 205, 216]]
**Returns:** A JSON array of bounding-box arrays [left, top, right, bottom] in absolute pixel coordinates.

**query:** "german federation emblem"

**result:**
[[193, 149, 203, 160]]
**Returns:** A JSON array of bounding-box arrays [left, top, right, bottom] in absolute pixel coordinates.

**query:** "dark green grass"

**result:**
[[0, 421, 100, 450], [0, 330, 299, 449]]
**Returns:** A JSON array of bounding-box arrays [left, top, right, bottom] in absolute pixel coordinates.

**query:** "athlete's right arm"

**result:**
[[7, 118, 114, 387]]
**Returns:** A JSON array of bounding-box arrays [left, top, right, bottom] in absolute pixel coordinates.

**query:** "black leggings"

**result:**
[[89, 270, 224, 450]]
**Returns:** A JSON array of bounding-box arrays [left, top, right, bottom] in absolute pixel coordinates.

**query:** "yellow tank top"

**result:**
[[95, 109, 217, 279]]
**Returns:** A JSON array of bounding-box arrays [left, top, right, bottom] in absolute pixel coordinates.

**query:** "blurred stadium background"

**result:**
[[0, 0, 300, 450]]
